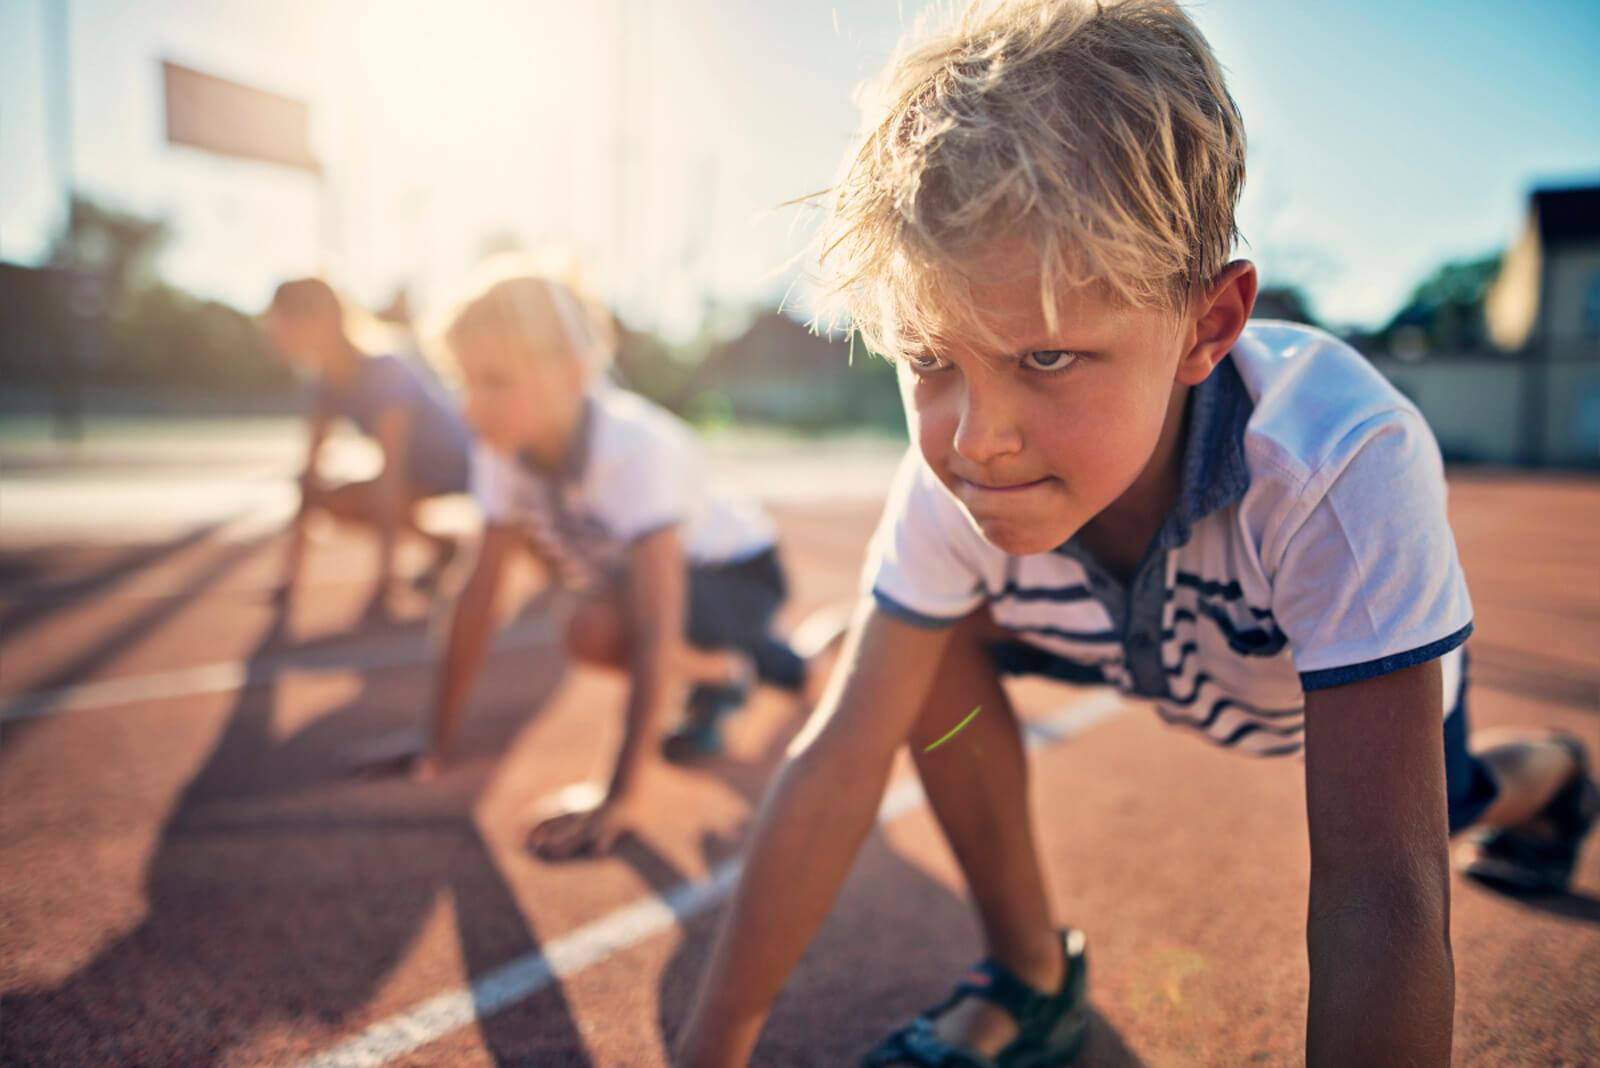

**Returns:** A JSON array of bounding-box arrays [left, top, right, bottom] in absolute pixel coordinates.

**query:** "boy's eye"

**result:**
[[1023, 349, 1078, 372], [907, 353, 949, 373]]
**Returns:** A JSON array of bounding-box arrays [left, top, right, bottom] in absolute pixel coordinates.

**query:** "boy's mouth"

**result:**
[[960, 475, 1052, 494]]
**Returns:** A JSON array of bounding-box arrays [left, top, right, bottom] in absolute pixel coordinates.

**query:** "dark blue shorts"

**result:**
[[686, 547, 805, 693], [1444, 683, 1499, 834]]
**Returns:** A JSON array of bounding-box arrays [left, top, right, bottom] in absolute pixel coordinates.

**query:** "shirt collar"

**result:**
[[1155, 352, 1252, 550], [516, 394, 595, 484]]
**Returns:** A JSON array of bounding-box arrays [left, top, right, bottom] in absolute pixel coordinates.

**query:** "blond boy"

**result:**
[[675, 2, 1596, 1064], [414, 272, 833, 857]]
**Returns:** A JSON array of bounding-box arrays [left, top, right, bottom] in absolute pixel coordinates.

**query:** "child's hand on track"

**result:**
[[525, 782, 631, 859], [409, 752, 441, 783], [361, 589, 401, 625], [347, 729, 433, 781]]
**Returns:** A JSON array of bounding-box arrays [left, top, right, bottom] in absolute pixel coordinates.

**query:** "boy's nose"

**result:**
[[952, 379, 1023, 464]]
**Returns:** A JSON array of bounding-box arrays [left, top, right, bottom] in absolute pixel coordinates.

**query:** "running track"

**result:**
[[2, 467, 1597, 1065]]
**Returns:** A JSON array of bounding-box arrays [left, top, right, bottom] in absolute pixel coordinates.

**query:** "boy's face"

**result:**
[[453, 330, 586, 456], [262, 310, 325, 371], [899, 269, 1198, 557]]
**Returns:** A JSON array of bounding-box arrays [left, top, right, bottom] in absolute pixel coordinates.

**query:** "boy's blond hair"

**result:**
[[821, 0, 1245, 359], [434, 252, 617, 374]]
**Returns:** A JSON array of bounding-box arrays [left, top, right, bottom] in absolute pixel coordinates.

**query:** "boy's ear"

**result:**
[[1174, 260, 1257, 386]]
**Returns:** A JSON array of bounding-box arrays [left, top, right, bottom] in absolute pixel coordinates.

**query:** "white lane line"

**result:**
[[0, 617, 559, 722], [293, 691, 1129, 1068]]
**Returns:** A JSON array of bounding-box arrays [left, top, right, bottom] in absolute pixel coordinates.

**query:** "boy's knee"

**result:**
[[907, 610, 1010, 741], [565, 592, 628, 666], [314, 481, 379, 524]]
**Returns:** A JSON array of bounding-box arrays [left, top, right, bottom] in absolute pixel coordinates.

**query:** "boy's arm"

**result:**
[[371, 406, 416, 597], [675, 603, 955, 1067], [298, 409, 332, 491], [527, 524, 685, 859], [1303, 658, 1453, 1068], [417, 524, 519, 776], [280, 411, 331, 597], [609, 523, 684, 802]]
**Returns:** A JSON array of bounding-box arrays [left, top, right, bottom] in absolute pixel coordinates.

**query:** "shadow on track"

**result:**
[[0, 595, 588, 1067]]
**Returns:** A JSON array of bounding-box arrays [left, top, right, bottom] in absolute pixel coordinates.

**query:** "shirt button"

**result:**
[[1129, 633, 1153, 651]]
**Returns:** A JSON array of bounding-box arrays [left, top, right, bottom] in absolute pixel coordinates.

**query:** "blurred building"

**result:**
[[1368, 183, 1600, 467]]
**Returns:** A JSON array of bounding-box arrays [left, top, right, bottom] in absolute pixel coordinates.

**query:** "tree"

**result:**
[[48, 194, 169, 299], [109, 283, 284, 393], [1378, 252, 1503, 355], [0, 195, 292, 402], [1252, 285, 1321, 328]]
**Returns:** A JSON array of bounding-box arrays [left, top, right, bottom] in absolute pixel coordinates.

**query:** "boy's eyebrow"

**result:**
[[896, 329, 1105, 363], [968, 341, 1100, 368], [1003, 332, 1102, 353]]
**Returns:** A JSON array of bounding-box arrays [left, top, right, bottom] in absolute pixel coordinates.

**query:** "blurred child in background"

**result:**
[[263, 278, 471, 620], [406, 266, 839, 859]]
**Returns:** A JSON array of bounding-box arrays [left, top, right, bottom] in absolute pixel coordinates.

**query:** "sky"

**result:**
[[2, 0, 1597, 336]]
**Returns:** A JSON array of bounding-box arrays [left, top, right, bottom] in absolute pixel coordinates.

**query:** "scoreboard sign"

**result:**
[[162, 60, 319, 173]]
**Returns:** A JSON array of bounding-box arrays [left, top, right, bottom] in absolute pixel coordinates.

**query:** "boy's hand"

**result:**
[[361, 585, 402, 625], [526, 782, 633, 859], [409, 751, 442, 783], [348, 728, 437, 781]]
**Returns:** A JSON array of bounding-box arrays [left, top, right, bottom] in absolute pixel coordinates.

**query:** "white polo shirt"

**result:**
[[473, 384, 777, 588], [864, 321, 1474, 757]]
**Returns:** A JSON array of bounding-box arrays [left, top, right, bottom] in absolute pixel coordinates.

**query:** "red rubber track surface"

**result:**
[[2, 474, 1597, 1066]]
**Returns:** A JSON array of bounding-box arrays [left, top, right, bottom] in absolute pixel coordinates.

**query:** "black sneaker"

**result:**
[[1460, 735, 1600, 894], [660, 681, 750, 764], [861, 929, 1090, 1068], [413, 538, 459, 595]]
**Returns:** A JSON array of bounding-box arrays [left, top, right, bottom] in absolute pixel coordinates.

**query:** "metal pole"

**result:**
[[44, 0, 73, 240], [614, 0, 628, 321], [44, 0, 84, 442]]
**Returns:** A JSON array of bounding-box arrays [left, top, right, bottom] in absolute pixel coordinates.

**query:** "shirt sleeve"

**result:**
[[470, 444, 515, 525], [599, 421, 694, 544], [363, 357, 421, 416], [859, 449, 992, 628], [1268, 409, 1473, 690]]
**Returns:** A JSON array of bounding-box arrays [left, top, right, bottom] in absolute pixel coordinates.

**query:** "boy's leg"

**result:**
[[1468, 727, 1586, 829], [565, 589, 629, 669], [679, 643, 755, 689], [316, 480, 456, 586], [310, 478, 382, 525], [565, 589, 751, 687], [1455, 723, 1599, 893], [309, 480, 399, 615], [570, 583, 759, 765], [894, 609, 1064, 1058], [682, 550, 802, 697], [402, 496, 459, 589]]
